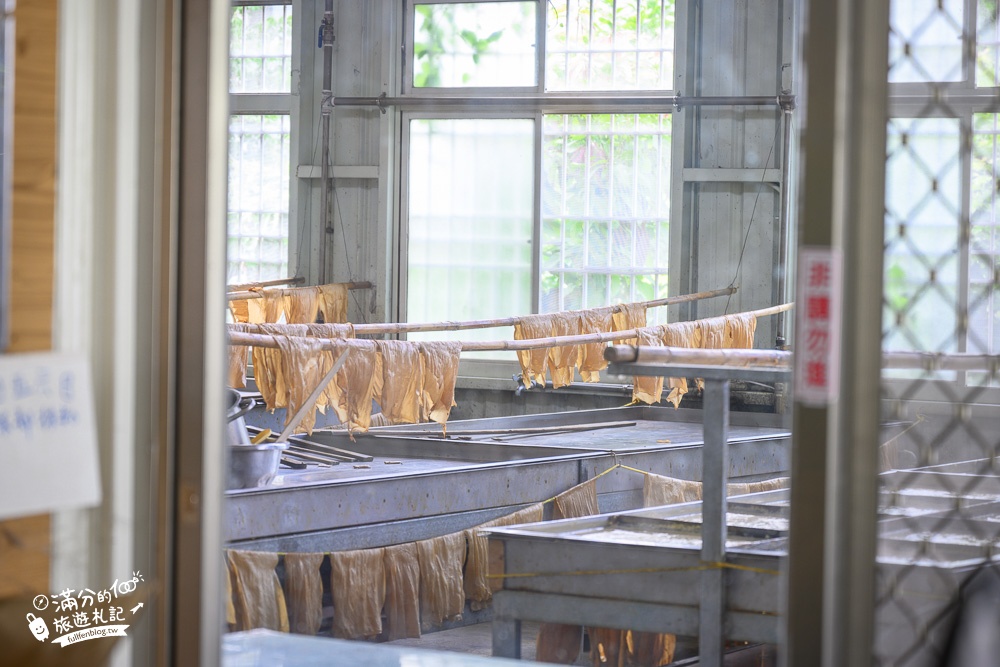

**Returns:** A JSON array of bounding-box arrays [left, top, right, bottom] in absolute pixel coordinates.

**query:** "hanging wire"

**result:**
[[724, 118, 782, 314]]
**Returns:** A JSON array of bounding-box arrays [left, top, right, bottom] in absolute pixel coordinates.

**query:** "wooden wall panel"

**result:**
[[0, 0, 59, 598]]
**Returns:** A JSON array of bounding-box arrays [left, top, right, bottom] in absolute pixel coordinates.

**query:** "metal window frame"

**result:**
[[396, 0, 679, 344], [397, 109, 538, 330], [228, 0, 299, 284], [402, 0, 542, 96]]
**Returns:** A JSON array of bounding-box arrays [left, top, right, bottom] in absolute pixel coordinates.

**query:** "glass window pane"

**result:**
[[968, 113, 1000, 383], [227, 114, 291, 284], [230, 4, 293, 93], [546, 0, 675, 92], [540, 113, 671, 321], [407, 119, 534, 359], [888, 0, 963, 83], [412, 2, 537, 88], [978, 0, 1000, 87], [883, 117, 961, 378]]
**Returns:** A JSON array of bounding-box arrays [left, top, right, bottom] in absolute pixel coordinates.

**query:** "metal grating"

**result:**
[[877, 1, 1000, 665]]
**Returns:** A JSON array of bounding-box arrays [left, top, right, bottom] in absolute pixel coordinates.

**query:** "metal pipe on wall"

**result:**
[[318, 2, 334, 284], [323, 93, 797, 113], [776, 106, 793, 344]]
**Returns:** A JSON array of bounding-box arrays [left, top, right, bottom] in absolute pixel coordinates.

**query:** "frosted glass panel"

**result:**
[[227, 114, 290, 284], [230, 4, 293, 93], [407, 119, 534, 357], [540, 113, 671, 322]]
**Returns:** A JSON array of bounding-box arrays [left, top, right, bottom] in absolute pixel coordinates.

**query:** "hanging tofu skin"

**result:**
[[329, 548, 386, 640], [317, 283, 349, 324], [658, 321, 702, 408], [697, 316, 728, 349], [588, 627, 626, 667], [229, 299, 250, 323], [417, 532, 466, 631], [631, 327, 666, 405], [727, 477, 789, 496], [626, 629, 676, 666], [376, 340, 424, 425], [251, 328, 286, 411], [553, 478, 600, 520], [418, 341, 462, 429], [724, 312, 758, 349], [227, 550, 290, 632], [547, 312, 581, 388], [305, 323, 355, 339], [513, 313, 555, 388], [643, 473, 703, 507], [227, 345, 248, 389], [463, 523, 493, 610], [611, 303, 647, 340], [536, 623, 583, 664], [643, 473, 790, 507], [328, 340, 382, 433], [283, 553, 324, 636], [577, 308, 615, 382], [486, 504, 545, 595], [275, 335, 329, 434], [224, 556, 237, 626], [250, 325, 310, 411], [283, 286, 321, 324], [246, 297, 266, 324], [383, 543, 422, 640], [261, 290, 286, 323]]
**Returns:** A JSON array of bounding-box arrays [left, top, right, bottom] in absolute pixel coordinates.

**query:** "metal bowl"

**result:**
[[227, 442, 288, 489]]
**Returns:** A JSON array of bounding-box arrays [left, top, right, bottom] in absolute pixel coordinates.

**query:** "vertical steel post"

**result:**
[[775, 105, 793, 343], [700, 378, 730, 667], [784, 0, 889, 665], [492, 616, 522, 659], [824, 0, 889, 663], [318, 1, 333, 283]]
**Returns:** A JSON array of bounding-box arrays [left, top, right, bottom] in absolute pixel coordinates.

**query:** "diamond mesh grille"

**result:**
[[877, 2, 1000, 664]]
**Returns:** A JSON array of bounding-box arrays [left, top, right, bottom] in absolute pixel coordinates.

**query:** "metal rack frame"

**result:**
[[487, 360, 792, 665]]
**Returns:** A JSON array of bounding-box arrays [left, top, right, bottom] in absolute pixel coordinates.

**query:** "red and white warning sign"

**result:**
[[794, 247, 842, 406]]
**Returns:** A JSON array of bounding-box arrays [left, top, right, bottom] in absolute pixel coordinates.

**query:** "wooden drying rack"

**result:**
[[227, 303, 795, 354], [226, 280, 373, 302], [228, 286, 737, 336]]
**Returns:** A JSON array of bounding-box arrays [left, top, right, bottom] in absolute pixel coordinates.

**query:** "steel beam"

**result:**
[[700, 379, 731, 667]]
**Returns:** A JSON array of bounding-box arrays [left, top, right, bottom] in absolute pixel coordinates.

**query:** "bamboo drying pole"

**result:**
[[605, 345, 792, 367], [227, 285, 737, 334], [227, 281, 373, 302], [607, 345, 1000, 373], [226, 276, 305, 292], [227, 303, 796, 353]]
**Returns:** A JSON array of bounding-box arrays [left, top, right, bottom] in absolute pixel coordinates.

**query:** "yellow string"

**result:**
[[486, 560, 780, 580], [537, 462, 628, 506]]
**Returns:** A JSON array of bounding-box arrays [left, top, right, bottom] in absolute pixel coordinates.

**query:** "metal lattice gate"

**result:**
[[876, 0, 1000, 665]]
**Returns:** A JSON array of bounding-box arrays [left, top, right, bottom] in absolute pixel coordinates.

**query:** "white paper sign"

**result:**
[[794, 247, 843, 406], [0, 352, 101, 520]]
